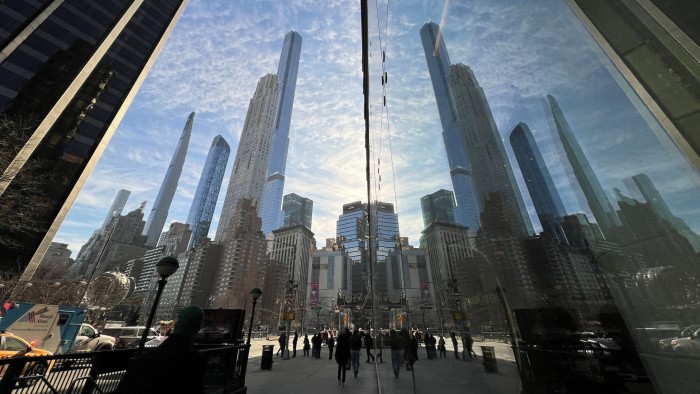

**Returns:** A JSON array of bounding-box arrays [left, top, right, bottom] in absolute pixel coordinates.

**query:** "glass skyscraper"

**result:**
[[260, 31, 303, 237], [510, 122, 568, 243], [143, 112, 194, 247], [215, 74, 280, 241], [420, 22, 480, 230], [420, 189, 457, 227], [0, 0, 189, 275], [186, 135, 230, 250], [282, 193, 312, 229]]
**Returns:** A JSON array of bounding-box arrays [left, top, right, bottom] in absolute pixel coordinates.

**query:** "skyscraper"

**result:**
[[420, 190, 458, 227], [449, 63, 532, 237], [215, 74, 280, 241], [0, 0, 189, 275], [336, 201, 368, 265], [510, 122, 568, 243], [420, 22, 480, 229], [282, 193, 313, 229], [547, 95, 622, 238], [186, 135, 230, 250], [101, 189, 131, 230], [260, 31, 303, 237], [143, 112, 194, 247]]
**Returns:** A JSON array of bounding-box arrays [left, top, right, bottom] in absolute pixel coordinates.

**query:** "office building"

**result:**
[[143, 112, 194, 247], [101, 189, 131, 231], [186, 135, 230, 250], [260, 31, 303, 237], [510, 122, 568, 243], [420, 189, 458, 227], [0, 0, 189, 276], [177, 238, 223, 310], [420, 22, 480, 229], [282, 193, 313, 229], [215, 74, 280, 241]]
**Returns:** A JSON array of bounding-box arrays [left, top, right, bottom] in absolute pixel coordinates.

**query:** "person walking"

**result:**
[[327, 334, 335, 360], [292, 331, 298, 357], [376, 333, 384, 363], [464, 331, 476, 359], [450, 331, 460, 359], [116, 306, 206, 394], [349, 329, 362, 377], [311, 334, 318, 358], [438, 335, 447, 358], [425, 334, 433, 360], [303, 334, 310, 357], [277, 332, 287, 357], [364, 333, 375, 362], [389, 329, 404, 378], [335, 328, 351, 386], [314, 333, 323, 358]]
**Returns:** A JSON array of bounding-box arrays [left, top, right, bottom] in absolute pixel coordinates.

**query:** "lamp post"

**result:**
[[247, 288, 262, 345], [138, 256, 179, 351]]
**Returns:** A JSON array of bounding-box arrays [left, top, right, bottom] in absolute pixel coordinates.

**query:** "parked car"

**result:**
[[0, 332, 56, 386], [101, 326, 157, 349], [671, 328, 700, 354], [69, 324, 116, 352], [658, 327, 699, 352]]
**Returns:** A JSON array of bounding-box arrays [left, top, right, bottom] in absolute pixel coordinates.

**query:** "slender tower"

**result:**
[[420, 22, 480, 229], [260, 31, 303, 237], [101, 189, 131, 230], [215, 74, 280, 241], [143, 112, 194, 246], [186, 135, 230, 250], [510, 123, 568, 243], [547, 95, 621, 238]]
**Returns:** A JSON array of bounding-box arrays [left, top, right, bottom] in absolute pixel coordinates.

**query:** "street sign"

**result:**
[[286, 296, 294, 307]]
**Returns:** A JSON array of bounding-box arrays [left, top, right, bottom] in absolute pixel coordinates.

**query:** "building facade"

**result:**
[[282, 193, 313, 229]]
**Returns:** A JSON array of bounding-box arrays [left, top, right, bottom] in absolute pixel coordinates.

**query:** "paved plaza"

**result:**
[[244, 339, 521, 393]]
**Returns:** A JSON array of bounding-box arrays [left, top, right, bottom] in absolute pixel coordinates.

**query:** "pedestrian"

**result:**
[[399, 328, 412, 371], [277, 332, 287, 357], [450, 331, 460, 359], [364, 333, 375, 362], [311, 334, 318, 358], [389, 329, 404, 378], [116, 305, 206, 394], [313, 333, 323, 358], [438, 336, 447, 358], [335, 328, 351, 387], [410, 331, 419, 368], [327, 334, 335, 360], [292, 331, 298, 357], [425, 333, 433, 359], [464, 331, 476, 359], [349, 329, 362, 377], [376, 333, 384, 363], [303, 334, 310, 357]]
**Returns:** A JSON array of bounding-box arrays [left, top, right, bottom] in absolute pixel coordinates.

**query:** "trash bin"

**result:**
[[261, 345, 274, 370], [480, 346, 497, 372]]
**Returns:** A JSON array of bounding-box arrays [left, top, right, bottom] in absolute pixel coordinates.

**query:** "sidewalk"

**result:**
[[245, 340, 521, 393]]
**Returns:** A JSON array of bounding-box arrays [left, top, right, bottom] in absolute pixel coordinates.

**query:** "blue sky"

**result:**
[[54, 0, 700, 257]]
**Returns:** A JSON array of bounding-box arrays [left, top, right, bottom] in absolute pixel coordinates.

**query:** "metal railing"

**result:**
[[0, 344, 249, 394]]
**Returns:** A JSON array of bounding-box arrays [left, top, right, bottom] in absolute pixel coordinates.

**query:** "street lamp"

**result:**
[[138, 256, 179, 351], [247, 288, 262, 345]]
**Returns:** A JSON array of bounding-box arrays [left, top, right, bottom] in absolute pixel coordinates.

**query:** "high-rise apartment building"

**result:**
[[101, 189, 131, 230], [215, 74, 280, 241], [261, 31, 303, 237], [420, 22, 480, 229], [420, 189, 457, 227], [177, 238, 223, 310], [282, 193, 313, 229], [449, 64, 532, 237], [546, 95, 622, 238], [268, 224, 316, 314], [143, 112, 194, 247], [510, 122, 568, 243], [186, 135, 229, 250], [0, 0, 189, 275]]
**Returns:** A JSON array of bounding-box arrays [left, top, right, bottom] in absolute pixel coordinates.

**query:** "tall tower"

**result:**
[[420, 22, 480, 229], [510, 122, 568, 243], [449, 64, 532, 236], [420, 189, 458, 227], [215, 74, 280, 241], [186, 135, 230, 250], [143, 112, 194, 247], [547, 95, 621, 238], [282, 193, 313, 229], [101, 189, 131, 230], [260, 31, 303, 237], [0, 0, 189, 275]]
